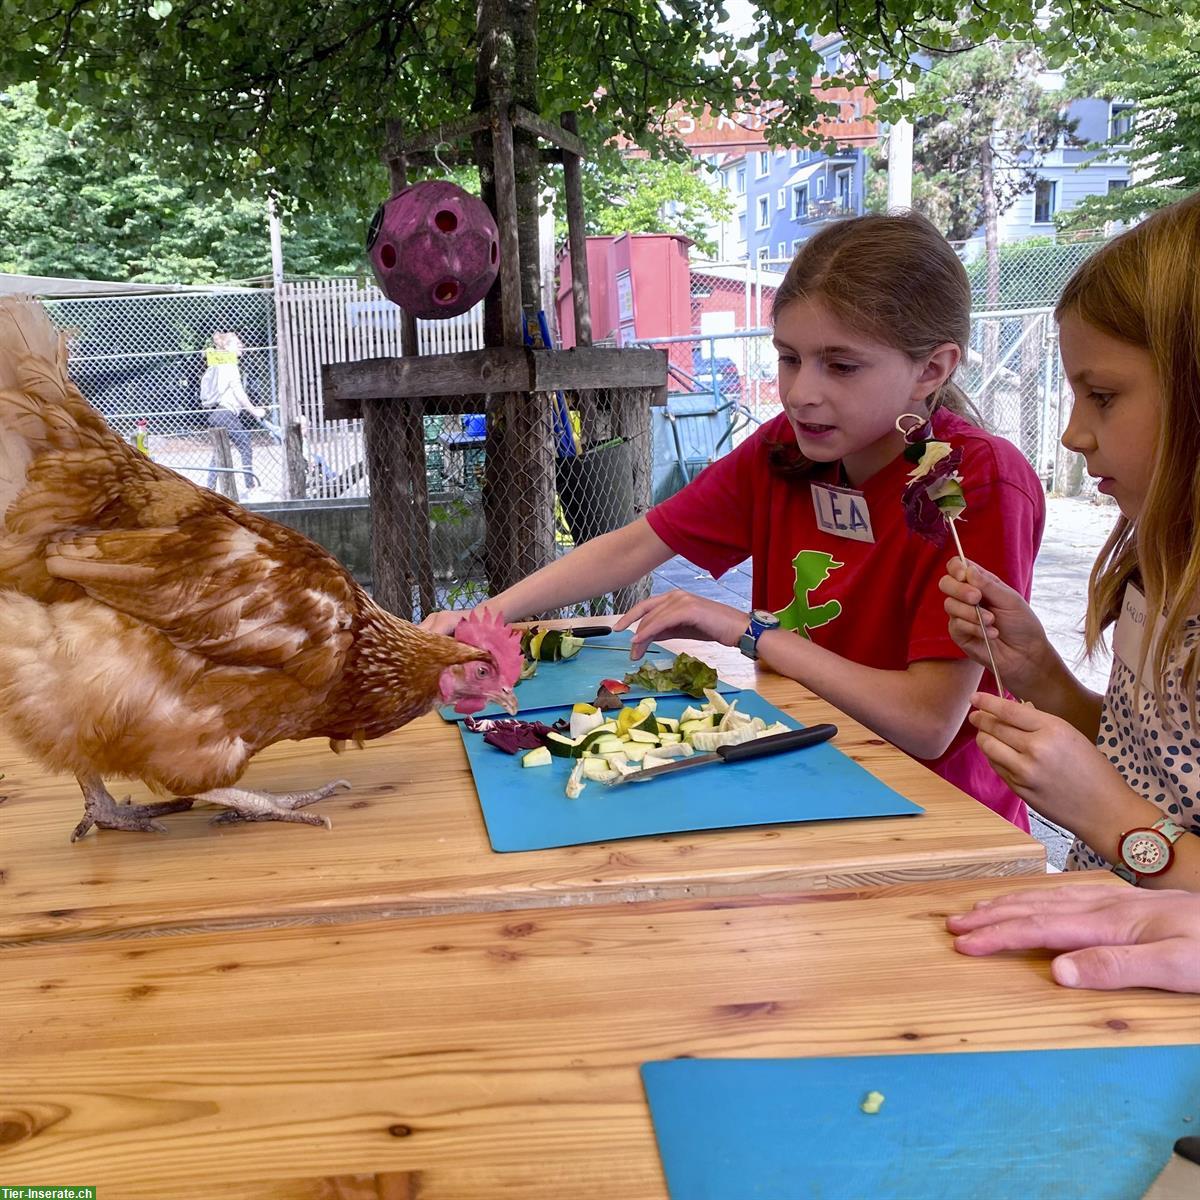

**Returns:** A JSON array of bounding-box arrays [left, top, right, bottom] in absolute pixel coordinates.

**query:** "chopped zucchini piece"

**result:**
[[546, 732, 582, 758], [626, 728, 660, 745], [569, 708, 605, 740], [702, 688, 729, 714], [657, 732, 682, 745], [522, 746, 552, 768], [581, 757, 618, 782]]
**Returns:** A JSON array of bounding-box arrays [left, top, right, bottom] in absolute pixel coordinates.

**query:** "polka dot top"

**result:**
[[1068, 612, 1200, 871]]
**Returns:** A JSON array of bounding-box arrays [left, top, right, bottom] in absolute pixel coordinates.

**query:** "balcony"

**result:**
[[795, 197, 856, 225]]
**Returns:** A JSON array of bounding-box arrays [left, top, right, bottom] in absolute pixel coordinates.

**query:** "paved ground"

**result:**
[[650, 495, 1120, 868]]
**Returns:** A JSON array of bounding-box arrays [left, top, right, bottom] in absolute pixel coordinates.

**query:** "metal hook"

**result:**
[[895, 412, 932, 444], [433, 141, 451, 174]]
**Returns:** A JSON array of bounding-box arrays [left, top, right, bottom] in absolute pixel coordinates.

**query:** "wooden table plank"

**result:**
[[1, 873, 1194, 1199], [0, 639, 1043, 944]]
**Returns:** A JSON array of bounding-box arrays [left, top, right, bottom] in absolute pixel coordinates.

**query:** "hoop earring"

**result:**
[[895, 413, 932, 445]]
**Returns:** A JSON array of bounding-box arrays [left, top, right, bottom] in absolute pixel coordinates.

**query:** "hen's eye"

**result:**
[[476, 664, 488, 677]]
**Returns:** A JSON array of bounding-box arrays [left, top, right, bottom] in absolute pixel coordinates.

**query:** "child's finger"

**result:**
[[970, 691, 1041, 728], [973, 728, 1026, 779]]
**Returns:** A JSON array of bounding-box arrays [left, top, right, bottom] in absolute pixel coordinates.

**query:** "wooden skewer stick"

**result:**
[[947, 518, 1007, 698]]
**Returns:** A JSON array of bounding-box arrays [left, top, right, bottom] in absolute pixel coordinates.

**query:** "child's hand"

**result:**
[[420, 607, 474, 636], [614, 592, 747, 661], [947, 885, 1200, 993], [939, 557, 1055, 698], [968, 691, 1129, 831]]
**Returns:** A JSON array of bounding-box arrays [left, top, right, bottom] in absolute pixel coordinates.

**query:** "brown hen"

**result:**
[[0, 297, 521, 840]]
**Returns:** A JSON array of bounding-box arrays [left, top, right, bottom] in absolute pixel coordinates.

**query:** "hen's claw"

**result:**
[[198, 779, 351, 829], [70, 786, 194, 843]]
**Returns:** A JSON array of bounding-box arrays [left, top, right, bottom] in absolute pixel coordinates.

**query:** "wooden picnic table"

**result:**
[[2, 872, 1195, 1199], [0, 635, 1043, 944]]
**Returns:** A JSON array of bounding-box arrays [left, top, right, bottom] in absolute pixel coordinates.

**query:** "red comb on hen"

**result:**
[[453, 609, 524, 687]]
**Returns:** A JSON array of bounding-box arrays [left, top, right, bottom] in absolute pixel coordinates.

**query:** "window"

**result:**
[[1033, 179, 1057, 223], [823, 47, 841, 74], [738, 213, 747, 238], [792, 239, 803, 255], [757, 245, 771, 264], [777, 242, 786, 259], [775, 147, 786, 160], [736, 167, 746, 195], [756, 195, 770, 228], [756, 151, 770, 177], [1108, 178, 1129, 193], [777, 187, 787, 211], [816, 175, 827, 198], [835, 169, 852, 207], [792, 184, 809, 218], [1109, 102, 1135, 143]]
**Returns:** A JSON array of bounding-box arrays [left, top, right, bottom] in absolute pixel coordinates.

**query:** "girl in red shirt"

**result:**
[[425, 212, 1045, 828]]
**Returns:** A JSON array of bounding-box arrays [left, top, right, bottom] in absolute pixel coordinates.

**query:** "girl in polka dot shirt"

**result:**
[[940, 193, 1200, 891]]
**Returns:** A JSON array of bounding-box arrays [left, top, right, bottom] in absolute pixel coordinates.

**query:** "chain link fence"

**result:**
[[45, 289, 283, 502], [39, 233, 1107, 619]]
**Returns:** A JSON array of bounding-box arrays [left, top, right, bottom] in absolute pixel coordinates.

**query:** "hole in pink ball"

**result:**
[[434, 280, 461, 304], [490, 240, 498, 264], [435, 210, 458, 233], [380, 243, 397, 269]]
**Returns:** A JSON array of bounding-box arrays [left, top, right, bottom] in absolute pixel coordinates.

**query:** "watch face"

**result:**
[[750, 608, 780, 628], [1121, 829, 1171, 874]]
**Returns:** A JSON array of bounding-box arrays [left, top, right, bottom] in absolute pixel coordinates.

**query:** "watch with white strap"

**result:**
[[738, 609, 781, 660], [1112, 817, 1187, 884]]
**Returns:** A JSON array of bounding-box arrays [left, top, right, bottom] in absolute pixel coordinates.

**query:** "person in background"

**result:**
[[200, 331, 264, 491], [940, 192, 1200, 890], [947, 885, 1200, 993]]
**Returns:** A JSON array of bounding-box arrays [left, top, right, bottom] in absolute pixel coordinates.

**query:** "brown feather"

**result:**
[[0, 296, 509, 803]]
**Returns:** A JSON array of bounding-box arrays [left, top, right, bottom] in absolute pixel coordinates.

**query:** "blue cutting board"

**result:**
[[642, 1046, 1200, 1200], [459, 690, 922, 851], [438, 629, 738, 721]]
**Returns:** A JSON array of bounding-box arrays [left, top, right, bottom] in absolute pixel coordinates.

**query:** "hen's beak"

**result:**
[[494, 687, 519, 716]]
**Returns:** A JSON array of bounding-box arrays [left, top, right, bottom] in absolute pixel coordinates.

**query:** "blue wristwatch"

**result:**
[[738, 609, 781, 659]]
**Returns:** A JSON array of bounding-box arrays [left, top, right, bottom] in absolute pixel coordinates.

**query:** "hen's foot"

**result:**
[[70, 782, 194, 843], [198, 779, 351, 829]]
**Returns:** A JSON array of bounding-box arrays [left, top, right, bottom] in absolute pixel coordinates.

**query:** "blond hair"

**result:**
[[768, 212, 976, 475], [1055, 191, 1200, 710]]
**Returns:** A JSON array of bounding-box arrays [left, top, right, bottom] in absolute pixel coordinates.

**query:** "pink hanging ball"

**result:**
[[367, 181, 500, 320]]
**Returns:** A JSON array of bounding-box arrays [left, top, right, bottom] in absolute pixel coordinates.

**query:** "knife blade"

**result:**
[[570, 625, 615, 638], [605, 723, 838, 786], [1141, 1136, 1200, 1199]]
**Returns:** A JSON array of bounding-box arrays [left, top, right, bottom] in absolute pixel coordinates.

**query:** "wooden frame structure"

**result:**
[[324, 102, 666, 621]]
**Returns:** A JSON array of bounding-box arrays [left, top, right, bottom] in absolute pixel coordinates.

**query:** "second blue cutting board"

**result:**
[[459, 690, 922, 851]]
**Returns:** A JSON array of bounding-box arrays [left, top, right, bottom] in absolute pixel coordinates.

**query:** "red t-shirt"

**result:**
[[646, 408, 1046, 830]]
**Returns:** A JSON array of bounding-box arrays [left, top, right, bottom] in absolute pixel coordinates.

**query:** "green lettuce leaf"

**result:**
[[624, 651, 718, 698]]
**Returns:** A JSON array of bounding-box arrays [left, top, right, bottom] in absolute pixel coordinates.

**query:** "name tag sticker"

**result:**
[[1113, 582, 1164, 671], [810, 482, 875, 543]]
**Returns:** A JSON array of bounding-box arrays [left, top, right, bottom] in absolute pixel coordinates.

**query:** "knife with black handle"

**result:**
[[1141, 1136, 1200, 1199], [607, 723, 838, 786]]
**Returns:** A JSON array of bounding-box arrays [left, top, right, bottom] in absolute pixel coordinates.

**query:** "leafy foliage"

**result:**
[[0, 1, 1160, 214], [870, 42, 1077, 242], [0, 84, 366, 281], [558, 149, 733, 256], [1056, 15, 1200, 232]]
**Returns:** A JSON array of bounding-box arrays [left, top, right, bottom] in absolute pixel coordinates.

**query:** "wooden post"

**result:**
[[609, 385, 653, 613], [284, 420, 307, 499], [208, 427, 239, 501], [490, 102, 525, 350], [357, 148, 436, 618], [561, 110, 592, 348]]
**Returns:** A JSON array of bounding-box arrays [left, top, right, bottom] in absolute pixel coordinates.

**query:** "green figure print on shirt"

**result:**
[[773, 550, 844, 639]]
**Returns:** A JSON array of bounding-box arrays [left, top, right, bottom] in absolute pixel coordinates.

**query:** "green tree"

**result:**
[[0, 1, 1156, 301], [1055, 15, 1200, 233], [561, 152, 732, 256], [0, 84, 365, 282]]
